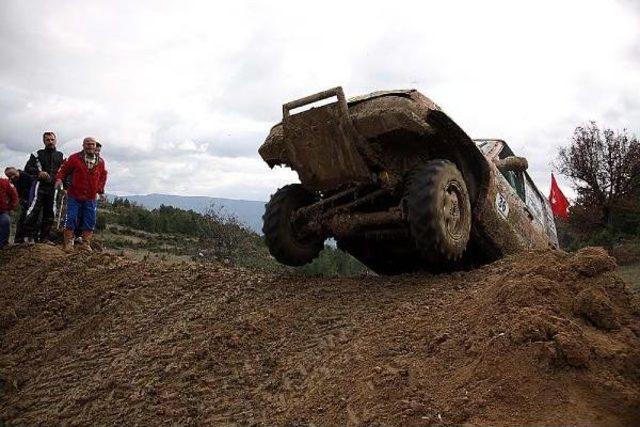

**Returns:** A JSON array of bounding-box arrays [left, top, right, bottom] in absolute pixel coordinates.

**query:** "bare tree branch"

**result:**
[[557, 122, 640, 226]]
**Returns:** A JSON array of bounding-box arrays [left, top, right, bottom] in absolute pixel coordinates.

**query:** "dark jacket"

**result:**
[[24, 148, 65, 195], [12, 170, 35, 203], [56, 152, 107, 201]]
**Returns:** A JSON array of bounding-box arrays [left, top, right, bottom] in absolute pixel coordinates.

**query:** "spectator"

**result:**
[[75, 141, 107, 242], [0, 177, 19, 249], [24, 131, 65, 243], [4, 167, 35, 244], [95, 142, 108, 187], [56, 137, 108, 252]]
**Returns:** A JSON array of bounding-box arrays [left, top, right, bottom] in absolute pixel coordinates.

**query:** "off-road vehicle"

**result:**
[[259, 87, 559, 274]]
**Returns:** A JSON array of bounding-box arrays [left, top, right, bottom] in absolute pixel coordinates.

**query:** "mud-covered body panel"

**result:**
[[259, 90, 488, 201], [259, 91, 437, 167], [475, 168, 556, 254], [260, 124, 285, 168], [282, 102, 372, 191], [474, 140, 559, 253], [348, 90, 437, 139]]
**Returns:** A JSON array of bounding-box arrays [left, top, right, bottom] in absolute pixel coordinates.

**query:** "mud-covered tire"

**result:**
[[263, 184, 323, 266], [405, 160, 471, 263]]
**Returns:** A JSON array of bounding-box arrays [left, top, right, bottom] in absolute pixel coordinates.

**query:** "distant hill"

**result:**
[[108, 193, 265, 233]]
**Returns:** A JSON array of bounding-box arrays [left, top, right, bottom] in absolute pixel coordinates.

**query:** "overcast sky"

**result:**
[[1, 0, 638, 201]]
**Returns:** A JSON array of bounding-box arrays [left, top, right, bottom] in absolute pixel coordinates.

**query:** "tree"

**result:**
[[558, 121, 640, 228]]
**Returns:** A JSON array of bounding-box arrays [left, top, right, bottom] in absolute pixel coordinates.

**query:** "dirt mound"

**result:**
[[1, 245, 639, 426]]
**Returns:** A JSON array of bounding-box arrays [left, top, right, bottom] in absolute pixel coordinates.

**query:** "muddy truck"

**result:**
[[259, 87, 559, 274]]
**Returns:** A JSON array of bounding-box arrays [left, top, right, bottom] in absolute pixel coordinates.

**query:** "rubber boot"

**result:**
[[79, 231, 93, 252], [63, 229, 75, 252]]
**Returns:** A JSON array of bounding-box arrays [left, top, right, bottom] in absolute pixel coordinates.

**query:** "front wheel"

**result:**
[[263, 184, 323, 266], [404, 160, 472, 264]]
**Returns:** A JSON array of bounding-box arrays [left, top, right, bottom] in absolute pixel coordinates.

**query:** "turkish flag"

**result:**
[[549, 173, 569, 220]]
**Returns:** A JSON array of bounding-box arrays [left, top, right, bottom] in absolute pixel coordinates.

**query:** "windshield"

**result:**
[[476, 140, 496, 155]]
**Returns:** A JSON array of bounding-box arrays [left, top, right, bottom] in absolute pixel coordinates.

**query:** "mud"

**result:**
[[1, 245, 639, 426]]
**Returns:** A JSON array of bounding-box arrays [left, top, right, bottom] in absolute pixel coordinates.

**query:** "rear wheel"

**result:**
[[404, 160, 471, 264], [263, 184, 323, 266]]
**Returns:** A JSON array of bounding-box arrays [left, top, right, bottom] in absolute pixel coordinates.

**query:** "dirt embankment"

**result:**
[[1, 245, 639, 426]]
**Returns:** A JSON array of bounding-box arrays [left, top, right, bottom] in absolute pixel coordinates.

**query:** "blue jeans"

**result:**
[[64, 197, 97, 231], [0, 212, 10, 248]]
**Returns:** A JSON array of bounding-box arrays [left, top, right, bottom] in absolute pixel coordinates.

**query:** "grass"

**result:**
[[618, 263, 640, 293]]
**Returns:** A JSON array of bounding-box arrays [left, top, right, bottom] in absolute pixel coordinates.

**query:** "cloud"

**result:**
[[0, 0, 638, 202]]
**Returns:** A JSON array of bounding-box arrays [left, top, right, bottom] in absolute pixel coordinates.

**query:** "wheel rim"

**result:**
[[442, 180, 466, 241]]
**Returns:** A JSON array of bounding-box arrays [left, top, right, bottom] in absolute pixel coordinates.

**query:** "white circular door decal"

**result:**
[[496, 193, 509, 218]]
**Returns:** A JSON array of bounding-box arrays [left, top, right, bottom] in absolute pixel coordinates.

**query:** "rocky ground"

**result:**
[[1, 245, 639, 426]]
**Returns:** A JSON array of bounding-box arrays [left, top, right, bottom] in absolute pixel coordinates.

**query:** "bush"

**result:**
[[95, 213, 107, 231], [295, 245, 367, 277], [101, 199, 367, 277]]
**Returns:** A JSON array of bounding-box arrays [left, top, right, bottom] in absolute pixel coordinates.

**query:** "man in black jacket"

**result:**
[[23, 131, 65, 243], [4, 166, 35, 243]]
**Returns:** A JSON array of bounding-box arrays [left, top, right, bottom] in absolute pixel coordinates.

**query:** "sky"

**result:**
[[0, 0, 638, 201]]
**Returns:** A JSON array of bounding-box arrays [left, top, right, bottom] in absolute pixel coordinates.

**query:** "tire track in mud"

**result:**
[[1, 245, 639, 426]]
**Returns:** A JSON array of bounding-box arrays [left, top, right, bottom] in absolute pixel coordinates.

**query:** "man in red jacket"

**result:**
[[0, 177, 19, 249], [55, 137, 108, 252]]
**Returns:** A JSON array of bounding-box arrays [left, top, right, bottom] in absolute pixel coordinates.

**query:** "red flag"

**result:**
[[549, 173, 569, 220]]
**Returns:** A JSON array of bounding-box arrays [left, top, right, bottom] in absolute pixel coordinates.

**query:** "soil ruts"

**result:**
[[1, 245, 639, 425]]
